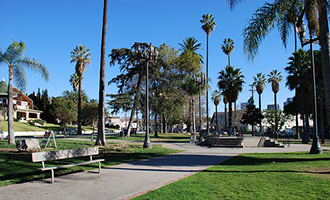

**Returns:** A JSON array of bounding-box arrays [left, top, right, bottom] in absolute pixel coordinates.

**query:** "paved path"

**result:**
[[0, 142, 322, 200]]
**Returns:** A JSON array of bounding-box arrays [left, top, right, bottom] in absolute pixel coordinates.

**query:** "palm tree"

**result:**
[[96, 0, 108, 146], [181, 76, 200, 135], [228, 0, 330, 135], [0, 41, 49, 144], [218, 66, 245, 134], [178, 37, 203, 73], [69, 73, 81, 92], [253, 73, 267, 132], [268, 69, 283, 134], [221, 38, 235, 66], [179, 37, 203, 59], [211, 90, 221, 131], [285, 49, 311, 141], [70, 45, 91, 135], [200, 13, 216, 135], [178, 37, 204, 135]]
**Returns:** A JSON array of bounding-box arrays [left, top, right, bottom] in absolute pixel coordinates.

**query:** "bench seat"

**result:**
[[37, 159, 105, 171]]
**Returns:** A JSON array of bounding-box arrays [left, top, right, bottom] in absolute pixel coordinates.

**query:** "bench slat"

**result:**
[[37, 159, 105, 171], [32, 147, 99, 162]]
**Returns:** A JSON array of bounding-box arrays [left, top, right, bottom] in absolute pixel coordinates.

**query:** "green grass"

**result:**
[[106, 133, 191, 143], [0, 121, 94, 132], [134, 151, 330, 200], [278, 138, 330, 147], [0, 139, 182, 187]]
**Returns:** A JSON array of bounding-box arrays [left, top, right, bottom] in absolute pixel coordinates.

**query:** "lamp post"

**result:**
[[137, 43, 159, 148], [193, 72, 206, 141], [297, 22, 322, 154]]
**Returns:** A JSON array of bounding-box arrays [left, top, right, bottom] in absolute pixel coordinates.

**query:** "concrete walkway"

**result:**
[[0, 142, 322, 200]]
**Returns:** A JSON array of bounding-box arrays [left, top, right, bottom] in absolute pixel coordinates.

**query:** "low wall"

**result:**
[[242, 137, 262, 147]]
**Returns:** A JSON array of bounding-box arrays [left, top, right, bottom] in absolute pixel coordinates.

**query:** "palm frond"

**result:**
[[20, 57, 49, 81], [13, 65, 27, 92]]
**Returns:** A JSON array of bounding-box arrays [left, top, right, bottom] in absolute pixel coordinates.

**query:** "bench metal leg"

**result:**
[[51, 169, 54, 183], [98, 161, 101, 173]]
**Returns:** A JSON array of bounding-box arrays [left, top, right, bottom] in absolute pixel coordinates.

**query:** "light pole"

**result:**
[[137, 43, 159, 148], [297, 22, 322, 154], [193, 72, 206, 141]]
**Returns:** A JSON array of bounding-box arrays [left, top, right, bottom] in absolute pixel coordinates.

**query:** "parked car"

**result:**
[[279, 130, 294, 138]]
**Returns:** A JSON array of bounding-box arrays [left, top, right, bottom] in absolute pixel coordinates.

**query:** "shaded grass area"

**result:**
[[0, 139, 182, 187], [106, 133, 191, 143], [135, 151, 330, 200]]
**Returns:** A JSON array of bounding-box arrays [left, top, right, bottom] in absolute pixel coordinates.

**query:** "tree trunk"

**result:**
[[228, 101, 232, 134], [295, 89, 299, 139], [274, 92, 278, 137], [224, 103, 227, 131], [300, 86, 306, 139], [320, 95, 325, 143], [96, 0, 108, 146], [259, 93, 262, 133], [77, 76, 82, 134], [206, 35, 209, 135], [163, 115, 168, 133], [215, 105, 218, 132], [234, 101, 237, 129], [8, 66, 15, 144], [126, 107, 136, 138], [136, 110, 139, 135], [318, 0, 330, 132], [155, 112, 158, 137], [192, 98, 196, 134]]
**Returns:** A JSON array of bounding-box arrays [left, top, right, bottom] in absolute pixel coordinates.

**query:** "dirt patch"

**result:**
[[311, 169, 330, 174], [0, 148, 17, 152]]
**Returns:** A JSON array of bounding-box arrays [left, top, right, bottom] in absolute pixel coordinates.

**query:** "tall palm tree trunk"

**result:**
[[228, 102, 232, 134], [228, 55, 230, 67], [192, 98, 196, 134], [274, 92, 278, 136], [224, 102, 227, 130], [259, 93, 262, 133], [320, 95, 325, 143], [318, 0, 330, 131], [206, 35, 209, 135], [300, 86, 308, 143], [77, 76, 82, 134], [96, 0, 108, 146], [8, 66, 15, 144], [215, 105, 218, 132]]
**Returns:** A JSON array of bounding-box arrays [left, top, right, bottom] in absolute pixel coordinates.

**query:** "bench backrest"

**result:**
[[32, 147, 99, 162]]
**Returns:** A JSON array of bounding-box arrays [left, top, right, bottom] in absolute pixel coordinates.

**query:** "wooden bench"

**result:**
[[32, 147, 105, 183]]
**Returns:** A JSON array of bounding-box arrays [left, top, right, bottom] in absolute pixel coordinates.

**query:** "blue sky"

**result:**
[[0, 0, 306, 118]]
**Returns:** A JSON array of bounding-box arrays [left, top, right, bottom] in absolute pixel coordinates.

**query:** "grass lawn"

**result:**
[[134, 151, 330, 200], [278, 138, 330, 147], [0, 121, 94, 132], [106, 133, 191, 143], [0, 139, 182, 187]]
